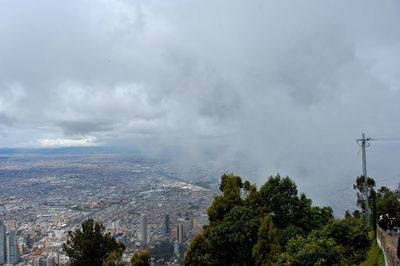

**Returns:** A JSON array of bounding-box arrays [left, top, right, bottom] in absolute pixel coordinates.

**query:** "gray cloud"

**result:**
[[57, 120, 115, 137], [1, 0, 400, 212]]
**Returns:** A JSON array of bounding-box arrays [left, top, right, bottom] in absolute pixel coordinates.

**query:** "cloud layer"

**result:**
[[1, 0, 400, 211]]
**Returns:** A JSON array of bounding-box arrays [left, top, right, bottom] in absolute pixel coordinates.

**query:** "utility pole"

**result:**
[[357, 133, 371, 227]]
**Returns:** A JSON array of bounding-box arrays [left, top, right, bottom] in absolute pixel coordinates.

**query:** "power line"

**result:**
[[375, 174, 400, 183], [371, 137, 400, 142]]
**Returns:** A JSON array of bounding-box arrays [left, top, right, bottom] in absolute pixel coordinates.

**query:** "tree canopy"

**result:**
[[252, 215, 280, 266], [279, 216, 369, 265], [63, 219, 125, 266], [184, 173, 351, 266], [103, 251, 124, 266], [184, 234, 211, 266], [376, 185, 400, 219], [131, 251, 151, 266], [208, 206, 260, 265]]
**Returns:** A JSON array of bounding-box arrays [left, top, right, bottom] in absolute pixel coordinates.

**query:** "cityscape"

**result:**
[[1, 0, 400, 265], [0, 148, 220, 265]]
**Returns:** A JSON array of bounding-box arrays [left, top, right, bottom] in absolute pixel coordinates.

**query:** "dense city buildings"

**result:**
[[0, 149, 218, 265]]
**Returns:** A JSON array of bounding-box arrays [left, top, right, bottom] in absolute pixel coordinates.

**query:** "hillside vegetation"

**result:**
[[184, 174, 370, 266]]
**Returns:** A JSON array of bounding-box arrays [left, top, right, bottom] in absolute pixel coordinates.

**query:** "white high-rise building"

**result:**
[[0, 221, 5, 265], [6, 229, 18, 264], [140, 214, 148, 245]]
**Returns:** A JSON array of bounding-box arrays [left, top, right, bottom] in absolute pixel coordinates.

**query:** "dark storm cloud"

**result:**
[[1, 0, 400, 211]]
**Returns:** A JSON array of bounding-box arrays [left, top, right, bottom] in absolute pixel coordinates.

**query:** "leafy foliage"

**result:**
[[360, 241, 385, 266], [131, 251, 151, 266], [279, 217, 370, 265], [259, 175, 299, 228], [259, 175, 333, 245], [219, 173, 243, 192], [279, 234, 344, 266], [63, 219, 125, 266], [183, 234, 211, 266], [376, 186, 400, 219], [208, 206, 260, 266], [252, 215, 280, 266], [103, 251, 124, 266], [188, 174, 327, 265], [317, 217, 370, 264], [208, 173, 243, 223], [184, 173, 367, 266]]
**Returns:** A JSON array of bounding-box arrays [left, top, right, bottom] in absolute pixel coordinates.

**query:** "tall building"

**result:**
[[165, 214, 170, 236], [140, 214, 148, 245], [176, 223, 184, 244], [6, 229, 18, 264], [0, 221, 5, 265], [190, 217, 198, 230]]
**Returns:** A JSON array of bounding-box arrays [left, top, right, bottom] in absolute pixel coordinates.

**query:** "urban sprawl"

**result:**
[[0, 150, 220, 265]]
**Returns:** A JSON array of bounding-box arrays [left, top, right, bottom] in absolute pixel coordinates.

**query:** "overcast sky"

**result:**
[[1, 0, 400, 210]]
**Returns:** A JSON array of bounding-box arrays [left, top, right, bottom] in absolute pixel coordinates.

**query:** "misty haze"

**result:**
[[1, 1, 400, 265]]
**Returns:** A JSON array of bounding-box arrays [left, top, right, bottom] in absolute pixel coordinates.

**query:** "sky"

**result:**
[[1, 0, 400, 211]]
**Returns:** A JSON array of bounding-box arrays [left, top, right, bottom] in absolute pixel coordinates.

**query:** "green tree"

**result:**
[[277, 224, 304, 249], [219, 173, 243, 192], [63, 219, 125, 266], [207, 206, 260, 266], [376, 186, 400, 219], [259, 175, 300, 228], [352, 209, 362, 219], [244, 180, 251, 192], [292, 194, 333, 234], [279, 234, 344, 266], [244, 183, 265, 216], [186, 173, 348, 266], [252, 215, 280, 266], [316, 217, 370, 264], [309, 206, 334, 229], [131, 251, 150, 266], [279, 218, 368, 265], [183, 234, 211, 266], [103, 251, 124, 266], [208, 174, 243, 223], [259, 175, 332, 246]]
